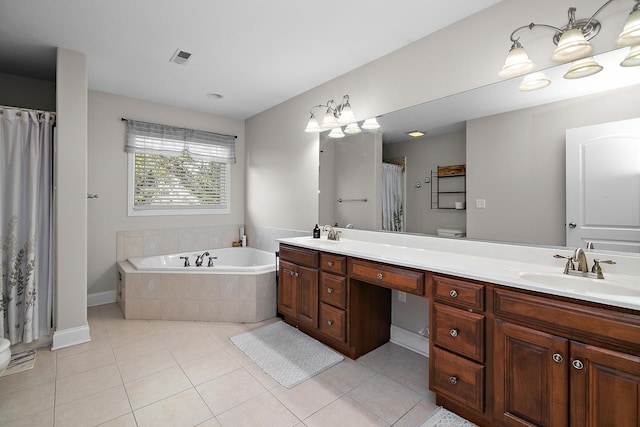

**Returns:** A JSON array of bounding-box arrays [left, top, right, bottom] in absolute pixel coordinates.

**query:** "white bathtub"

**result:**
[[117, 247, 277, 323], [128, 247, 276, 274]]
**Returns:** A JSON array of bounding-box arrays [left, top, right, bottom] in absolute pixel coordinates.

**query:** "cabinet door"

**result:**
[[570, 341, 640, 427], [296, 265, 318, 330], [278, 260, 297, 318], [493, 319, 568, 427]]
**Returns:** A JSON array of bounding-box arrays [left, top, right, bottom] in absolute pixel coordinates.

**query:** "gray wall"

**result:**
[[0, 71, 55, 111]]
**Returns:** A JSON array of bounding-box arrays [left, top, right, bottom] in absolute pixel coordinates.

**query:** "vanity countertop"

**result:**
[[279, 234, 640, 312]]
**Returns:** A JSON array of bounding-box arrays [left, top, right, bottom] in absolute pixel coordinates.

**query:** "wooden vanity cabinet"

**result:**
[[492, 287, 640, 427], [278, 245, 319, 331], [429, 274, 488, 420]]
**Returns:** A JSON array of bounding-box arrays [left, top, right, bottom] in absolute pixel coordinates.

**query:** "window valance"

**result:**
[[124, 119, 236, 163]]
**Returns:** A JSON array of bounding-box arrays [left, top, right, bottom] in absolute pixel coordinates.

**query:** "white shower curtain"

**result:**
[[0, 108, 54, 345], [382, 163, 404, 232]]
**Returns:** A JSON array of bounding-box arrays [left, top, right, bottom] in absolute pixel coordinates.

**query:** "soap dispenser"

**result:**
[[313, 224, 320, 238]]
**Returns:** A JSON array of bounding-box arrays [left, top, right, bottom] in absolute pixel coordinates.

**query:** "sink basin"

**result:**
[[518, 272, 640, 297]]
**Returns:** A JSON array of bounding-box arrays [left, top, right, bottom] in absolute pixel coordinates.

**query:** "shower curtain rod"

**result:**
[[0, 104, 56, 117]]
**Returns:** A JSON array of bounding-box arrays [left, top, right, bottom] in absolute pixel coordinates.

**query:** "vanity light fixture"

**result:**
[[621, 44, 640, 66], [305, 94, 359, 133], [499, 0, 619, 86], [361, 117, 381, 130], [616, 0, 640, 46], [328, 127, 345, 139], [518, 72, 552, 91]]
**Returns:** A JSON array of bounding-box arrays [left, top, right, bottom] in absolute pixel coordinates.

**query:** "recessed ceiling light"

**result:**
[[206, 93, 223, 100], [407, 131, 425, 137]]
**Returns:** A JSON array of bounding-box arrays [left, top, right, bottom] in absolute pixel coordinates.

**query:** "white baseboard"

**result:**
[[390, 325, 430, 357], [87, 290, 116, 307], [51, 325, 91, 350]]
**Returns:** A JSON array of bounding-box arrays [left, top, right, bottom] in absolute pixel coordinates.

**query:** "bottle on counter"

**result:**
[[313, 224, 321, 238]]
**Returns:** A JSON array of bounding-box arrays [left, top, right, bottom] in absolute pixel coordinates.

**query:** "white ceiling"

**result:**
[[0, 0, 502, 119]]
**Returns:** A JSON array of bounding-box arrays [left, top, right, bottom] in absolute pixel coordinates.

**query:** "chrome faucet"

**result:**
[[208, 256, 217, 267], [195, 251, 210, 267], [573, 248, 589, 273], [323, 224, 341, 241], [179, 256, 190, 267]]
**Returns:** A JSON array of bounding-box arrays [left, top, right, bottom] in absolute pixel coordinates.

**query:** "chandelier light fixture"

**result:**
[[499, 0, 640, 90], [304, 95, 381, 137]]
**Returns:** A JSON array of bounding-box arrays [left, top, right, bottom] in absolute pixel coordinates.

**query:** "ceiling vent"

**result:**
[[170, 49, 192, 65]]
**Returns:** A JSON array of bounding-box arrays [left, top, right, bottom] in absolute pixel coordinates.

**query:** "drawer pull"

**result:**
[[327, 320, 334, 326], [377, 273, 383, 280], [552, 353, 563, 363], [450, 376, 458, 385], [326, 287, 333, 294], [283, 268, 295, 276], [327, 261, 334, 267], [572, 359, 584, 370], [450, 329, 458, 337], [449, 289, 458, 298]]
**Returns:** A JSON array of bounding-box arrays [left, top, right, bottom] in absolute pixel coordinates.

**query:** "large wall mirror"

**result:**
[[319, 48, 640, 253]]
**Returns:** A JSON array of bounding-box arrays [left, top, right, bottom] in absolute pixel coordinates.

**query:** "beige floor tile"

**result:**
[[111, 332, 167, 362], [303, 395, 389, 427], [196, 368, 267, 415], [55, 363, 123, 405], [244, 362, 281, 390], [98, 412, 137, 427], [180, 348, 241, 385], [133, 388, 214, 427], [0, 349, 56, 397], [216, 393, 299, 427], [0, 408, 54, 427], [357, 342, 409, 373], [319, 358, 377, 393], [168, 334, 223, 364], [55, 329, 111, 358], [196, 418, 222, 427], [393, 396, 439, 427], [107, 320, 157, 348], [270, 377, 342, 420], [124, 365, 192, 410], [379, 349, 430, 397], [347, 374, 423, 424], [117, 348, 177, 383], [218, 340, 255, 366], [54, 384, 131, 427], [56, 345, 116, 378], [0, 381, 55, 425]]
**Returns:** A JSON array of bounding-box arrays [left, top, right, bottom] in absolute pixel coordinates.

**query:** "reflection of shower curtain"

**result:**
[[0, 108, 55, 344], [382, 163, 404, 232]]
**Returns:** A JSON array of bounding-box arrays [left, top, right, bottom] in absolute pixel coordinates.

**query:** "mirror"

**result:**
[[319, 48, 640, 252]]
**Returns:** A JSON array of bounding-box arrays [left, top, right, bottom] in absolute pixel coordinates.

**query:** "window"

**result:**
[[125, 119, 235, 216]]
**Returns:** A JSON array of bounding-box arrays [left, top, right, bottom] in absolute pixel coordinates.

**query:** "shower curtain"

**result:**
[[0, 108, 54, 345], [382, 163, 404, 232]]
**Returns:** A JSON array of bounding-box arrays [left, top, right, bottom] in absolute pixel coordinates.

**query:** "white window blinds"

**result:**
[[125, 119, 236, 163]]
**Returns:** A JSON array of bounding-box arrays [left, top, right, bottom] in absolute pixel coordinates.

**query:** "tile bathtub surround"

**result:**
[[116, 224, 244, 262], [0, 303, 438, 427]]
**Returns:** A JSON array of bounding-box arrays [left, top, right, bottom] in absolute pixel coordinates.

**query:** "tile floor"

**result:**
[[0, 303, 438, 427]]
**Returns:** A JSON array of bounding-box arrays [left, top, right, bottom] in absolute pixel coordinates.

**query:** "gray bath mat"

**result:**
[[230, 321, 344, 388], [421, 406, 478, 427], [1, 349, 36, 377]]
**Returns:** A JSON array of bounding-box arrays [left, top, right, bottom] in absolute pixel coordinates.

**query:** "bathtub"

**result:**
[[117, 247, 277, 323]]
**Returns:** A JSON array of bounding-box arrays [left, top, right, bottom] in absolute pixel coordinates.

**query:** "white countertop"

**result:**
[[279, 232, 640, 312]]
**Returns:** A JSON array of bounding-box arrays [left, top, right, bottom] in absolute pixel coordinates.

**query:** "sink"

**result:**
[[518, 272, 640, 297]]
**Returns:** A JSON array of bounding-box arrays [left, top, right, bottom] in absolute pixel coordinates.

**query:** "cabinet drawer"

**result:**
[[433, 303, 485, 362], [279, 245, 319, 269], [319, 303, 346, 343], [348, 258, 424, 295], [320, 272, 347, 309], [433, 275, 485, 311], [432, 347, 484, 413], [320, 253, 347, 275]]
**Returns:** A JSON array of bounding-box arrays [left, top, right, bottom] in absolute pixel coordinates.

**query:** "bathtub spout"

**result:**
[[195, 252, 210, 267], [208, 256, 218, 267]]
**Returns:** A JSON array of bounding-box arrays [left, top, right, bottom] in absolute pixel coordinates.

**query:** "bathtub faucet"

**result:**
[[179, 256, 190, 267], [208, 256, 218, 267], [195, 252, 210, 267]]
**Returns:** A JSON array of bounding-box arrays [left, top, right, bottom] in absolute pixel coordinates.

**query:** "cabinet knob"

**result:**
[[327, 320, 333, 326], [377, 273, 383, 280], [294, 272, 299, 277], [326, 288, 333, 294], [450, 329, 458, 337], [449, 376, 458, 385], [552, 353, 563, 363], [449, 290, 458, 298], [327, 261, 334, 267], [572, 359, 584, 370]]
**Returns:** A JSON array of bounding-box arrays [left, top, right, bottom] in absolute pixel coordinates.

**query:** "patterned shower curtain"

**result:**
[[382, 163, 404, 232], [0, 108, 54, 345]]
